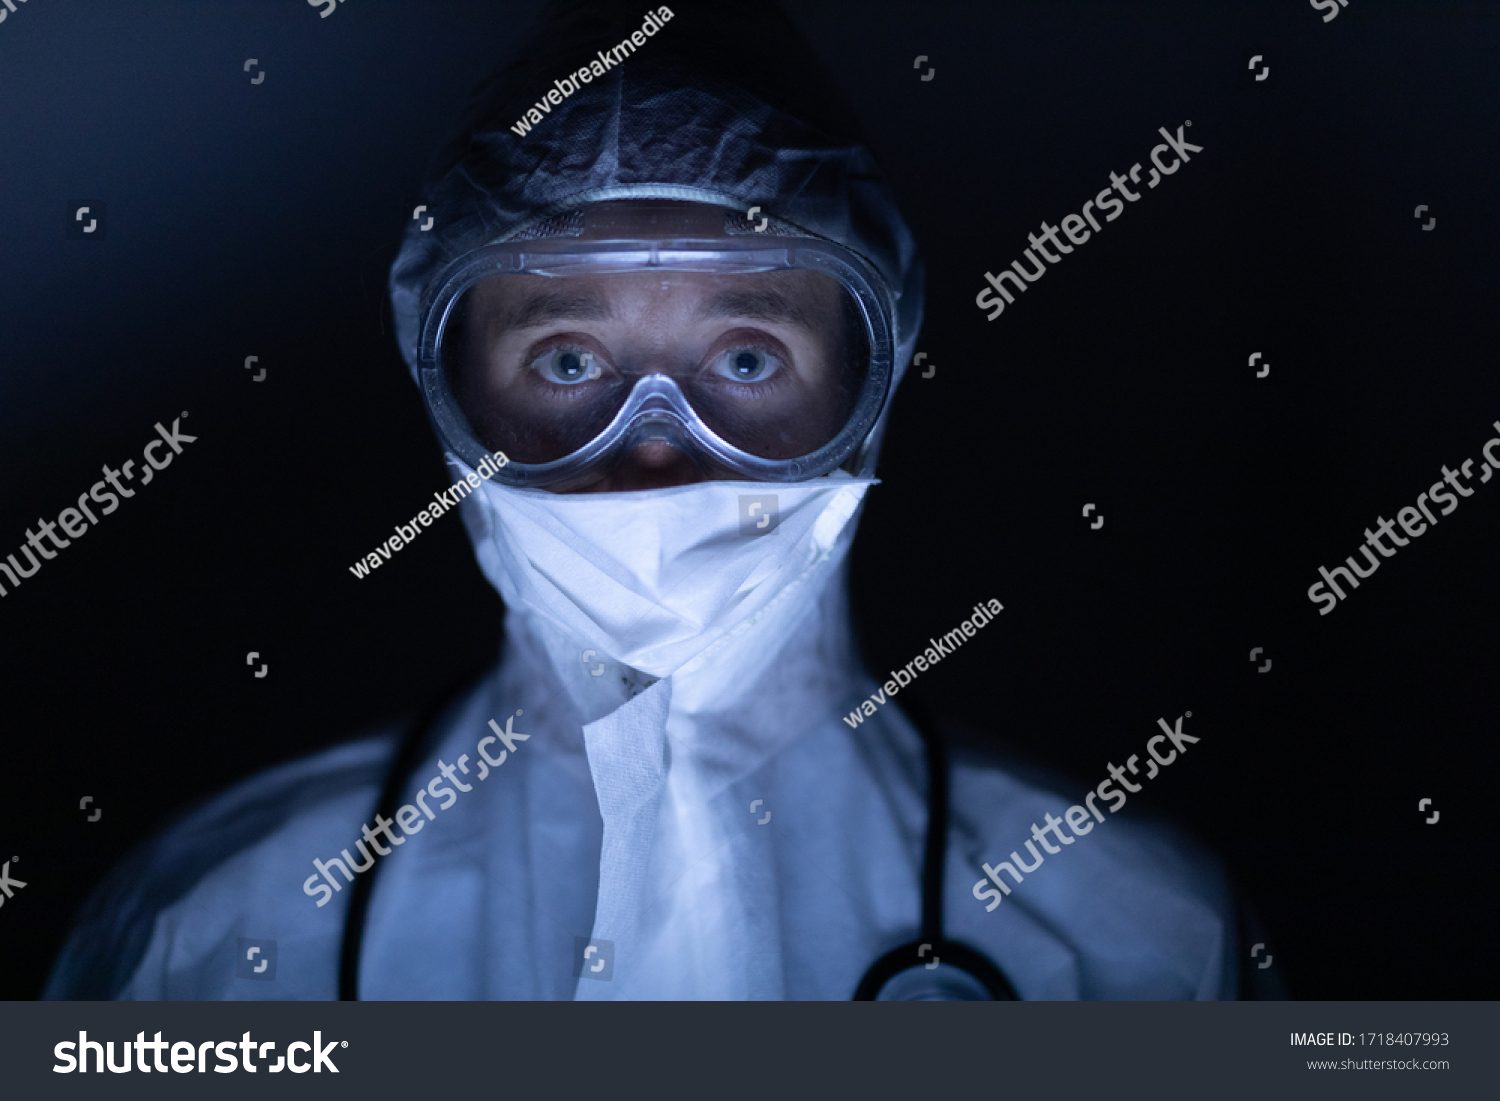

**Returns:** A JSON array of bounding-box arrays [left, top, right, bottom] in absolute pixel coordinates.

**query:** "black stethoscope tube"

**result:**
[[338, 672, 477, 1001], [852, 695, 1017, 1000]]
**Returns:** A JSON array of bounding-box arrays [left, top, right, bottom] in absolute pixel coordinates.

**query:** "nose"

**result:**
[[569, 439, 710, 493]]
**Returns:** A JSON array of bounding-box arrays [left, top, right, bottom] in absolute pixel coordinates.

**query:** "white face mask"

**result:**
[[457, 468, 875, 679]]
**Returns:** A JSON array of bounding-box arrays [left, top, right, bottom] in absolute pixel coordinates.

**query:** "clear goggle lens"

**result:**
[[418, 225, 894, 487], [442, 267, 869, 467]]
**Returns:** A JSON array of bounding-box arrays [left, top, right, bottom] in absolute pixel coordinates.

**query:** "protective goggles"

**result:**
[[415, 203, 896, 489]]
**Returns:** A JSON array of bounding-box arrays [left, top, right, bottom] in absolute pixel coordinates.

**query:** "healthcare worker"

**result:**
[[47, 0, 1259, 1001]]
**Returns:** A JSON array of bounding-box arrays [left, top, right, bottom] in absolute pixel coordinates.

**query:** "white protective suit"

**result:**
[[45, 0, 1245, 1001]]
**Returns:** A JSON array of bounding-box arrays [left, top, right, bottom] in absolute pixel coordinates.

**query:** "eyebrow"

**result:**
[[495, 288, 613, 330], [701, 288, 821, 332]]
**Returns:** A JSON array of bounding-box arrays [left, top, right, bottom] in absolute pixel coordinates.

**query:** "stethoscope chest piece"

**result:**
[[855, 938, 1017, 1001]]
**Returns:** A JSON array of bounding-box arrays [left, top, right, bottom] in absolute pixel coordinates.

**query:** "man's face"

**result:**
[[451, 268, 856, 492]]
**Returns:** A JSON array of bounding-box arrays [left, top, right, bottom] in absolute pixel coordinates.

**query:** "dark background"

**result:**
[[1, 0, 1495, 1000]]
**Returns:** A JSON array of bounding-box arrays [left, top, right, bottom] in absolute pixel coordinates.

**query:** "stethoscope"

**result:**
[[338, 676, 1019, 1001]]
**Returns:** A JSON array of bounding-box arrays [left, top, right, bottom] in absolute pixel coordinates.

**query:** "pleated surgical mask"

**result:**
[[457, 465, 875, 678]]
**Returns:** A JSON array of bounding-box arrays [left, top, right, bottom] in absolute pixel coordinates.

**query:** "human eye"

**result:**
[[530, 344, 604, 385], [707, 344, 784, 384]]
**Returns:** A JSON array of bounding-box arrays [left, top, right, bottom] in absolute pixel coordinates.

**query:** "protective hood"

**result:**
[[388, 0, 924, 476]]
